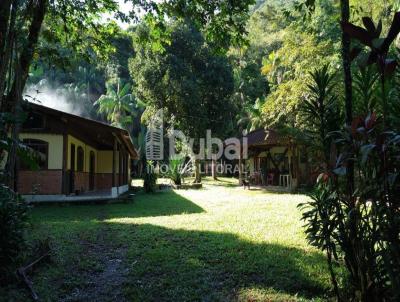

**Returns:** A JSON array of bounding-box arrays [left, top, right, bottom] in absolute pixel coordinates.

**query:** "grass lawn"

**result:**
[[4, 177, 333, 301]]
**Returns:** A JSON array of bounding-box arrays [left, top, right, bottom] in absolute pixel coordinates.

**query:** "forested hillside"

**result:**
[[26, 0, 400, 139], [3, 1, 400, 300]]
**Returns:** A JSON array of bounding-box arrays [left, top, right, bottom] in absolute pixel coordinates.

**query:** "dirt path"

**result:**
[[61, 212, 129, 302]]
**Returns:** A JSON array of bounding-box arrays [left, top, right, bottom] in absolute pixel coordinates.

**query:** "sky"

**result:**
[[102, 0, 135, 29], [104, 0, 161, 29]]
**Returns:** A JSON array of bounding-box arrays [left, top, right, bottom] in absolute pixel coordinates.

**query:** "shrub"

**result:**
[[300, 14, 400, 300], [163, 155, 193, 185], [0, 185, 28, 285], [301, 115, 400, 301]]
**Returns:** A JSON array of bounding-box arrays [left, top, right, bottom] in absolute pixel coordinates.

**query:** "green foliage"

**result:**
[[94, 79, 136, 128], [300, 180, 342, 255], [353, 66, 379, 115], [300, 24, 400, 299], [301, 120, 400, 300], [142, 0, 256, 53], [166, 156, 184, 185], [235, 0, 342, 129], [229, 49, 268, 132], [130, 21, 235, 139], [143, 161, 157, 193], [163, 156, 193, 185], [389, 67, 400, 129], [299, 6, 400, 301], [261, 29, 340, 127], [299, 180, 344, 298], [131, 125, 147, 177], [0, 185, 28, 285], [299, 65, 341, 165], [237, 98, 266, 132]]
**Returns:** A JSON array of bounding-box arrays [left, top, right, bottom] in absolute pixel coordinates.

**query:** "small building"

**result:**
[[17, 103, 137, 202], [245, 129, 312, 190]]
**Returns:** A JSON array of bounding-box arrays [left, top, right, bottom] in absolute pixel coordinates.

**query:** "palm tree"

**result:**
[[131, 125, 147, 176], [237, 98, 265, 132], [75, 65, 104, 103], [94, 79, 135, 129]]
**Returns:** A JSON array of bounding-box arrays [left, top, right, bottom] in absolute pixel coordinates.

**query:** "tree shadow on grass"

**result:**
[[108, 223, 331, 301], [25, 214, 332, 301], [31, 190, 205, 223], [27, 190, 332, 301]]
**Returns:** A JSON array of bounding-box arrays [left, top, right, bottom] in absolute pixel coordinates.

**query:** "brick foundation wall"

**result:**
[[18, 170, 63, 195], [95, 173, 125, 189], [74, 172, 89, 193], [19, 170, 127, 195], [96, 173, 113, 190], [73, 172, 119, 193]]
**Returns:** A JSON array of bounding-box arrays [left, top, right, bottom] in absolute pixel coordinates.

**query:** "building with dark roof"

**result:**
[[245, 129, 311, 189], [17, 102, 138, 202]]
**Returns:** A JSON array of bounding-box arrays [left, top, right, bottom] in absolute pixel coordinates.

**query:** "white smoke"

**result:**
[[24, 79, 88, 116]]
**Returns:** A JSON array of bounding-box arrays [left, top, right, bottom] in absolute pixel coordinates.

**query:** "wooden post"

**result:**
[[119, 148, 122, 186], [294, 146, 300, 189], [125, 153, 129, 185], [62, 133, 68, 194], [194, 159, 201, 183], [211, 155, 217, 180], [288, 151, 292, 189], [238, 146, 243, 185], [112, 137, 117, 187]]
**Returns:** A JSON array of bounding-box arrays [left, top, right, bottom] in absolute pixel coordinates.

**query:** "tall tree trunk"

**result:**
[[0, 0, 13, 107], [340, 0, 354, 192], [5, 0, 47, 189], [0, 0, 12, 62], [0, 0, 15, 150], [8, 68, 21, 190], [238, 156, 243, 186], [211, 156, 217, 180], [340, 2, 367, 300], [194, 159, 201, 183], [9, 0, 47, 101]]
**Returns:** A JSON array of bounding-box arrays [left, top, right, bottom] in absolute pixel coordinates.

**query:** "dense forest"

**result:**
[[24, 0, 399, 143]]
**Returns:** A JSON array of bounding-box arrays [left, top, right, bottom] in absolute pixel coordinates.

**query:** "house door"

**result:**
[[89, 151, 95, 191], [69, 144, 75, 193]]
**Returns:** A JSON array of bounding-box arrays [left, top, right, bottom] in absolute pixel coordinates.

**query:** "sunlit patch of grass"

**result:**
[[5, 177, 334, 301], [236, 286, 327, 302]]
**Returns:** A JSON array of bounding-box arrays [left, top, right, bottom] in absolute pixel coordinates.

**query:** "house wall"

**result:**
[[17, 132, 131, 195], [67, 135, 127, 193], [18, 133, 64, 194], [19, 133, 63, 169], [67, 135, 99, 173], [98, 150, 114, 173], [18, 170, 63, 194]]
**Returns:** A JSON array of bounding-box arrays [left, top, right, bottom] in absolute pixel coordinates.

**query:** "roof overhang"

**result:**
[[24, 102, 138, 159]]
